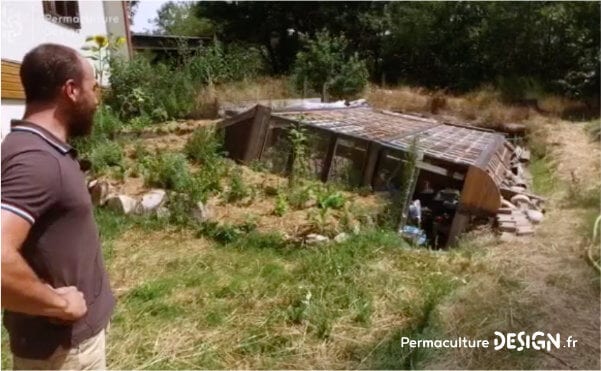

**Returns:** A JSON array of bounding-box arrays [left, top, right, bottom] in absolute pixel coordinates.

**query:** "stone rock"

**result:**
[[106, 195, 138, 215], [526, 209, 544, 224], [334, 232, 350, 243], [88, 179, 110, 206], [510, 185, 527, 193], [510, 194, 532, 208], [138, 189, 166, 213], [501, 199, 516, 209], [305, 233, 329, 245], [191, 201, 213, 222]]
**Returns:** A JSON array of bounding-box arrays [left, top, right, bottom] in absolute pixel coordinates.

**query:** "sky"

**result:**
[[131, 0, 168, 34]]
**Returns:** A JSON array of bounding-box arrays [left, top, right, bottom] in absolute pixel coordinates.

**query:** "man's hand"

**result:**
[[53, 286, 87, 321]]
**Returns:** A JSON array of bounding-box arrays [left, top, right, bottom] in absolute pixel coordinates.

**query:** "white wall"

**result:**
[[1, 0, 124, 137], [0, 100, 25, 136], [1, 1, 109, 62]]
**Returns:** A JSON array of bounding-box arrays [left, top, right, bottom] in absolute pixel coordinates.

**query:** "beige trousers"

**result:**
[[12, 329, 106, 370]]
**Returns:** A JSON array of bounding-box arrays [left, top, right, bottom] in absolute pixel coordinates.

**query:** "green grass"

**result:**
[[529, 155, 557, 196], [86, 222, 469, 369]]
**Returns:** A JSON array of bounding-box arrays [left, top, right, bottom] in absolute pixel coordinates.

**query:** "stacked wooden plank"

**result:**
[[497, 208, 536, 237], [495, 142, 544, 239]]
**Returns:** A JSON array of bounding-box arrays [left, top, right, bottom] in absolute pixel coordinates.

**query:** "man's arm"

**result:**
[[1, 210, 87, 321]]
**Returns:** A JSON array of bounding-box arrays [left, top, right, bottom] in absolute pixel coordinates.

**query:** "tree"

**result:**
[[153, 1, 213, 37], [292, 30, 368, 101], [195, 2, 387, 74], [126, 1, 139, 27]]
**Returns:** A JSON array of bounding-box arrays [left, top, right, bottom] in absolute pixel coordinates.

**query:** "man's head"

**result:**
[[20, 43, 99, 137]]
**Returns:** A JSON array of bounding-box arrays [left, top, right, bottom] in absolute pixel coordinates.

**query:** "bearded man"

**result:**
[[1, 43, 115, 370]]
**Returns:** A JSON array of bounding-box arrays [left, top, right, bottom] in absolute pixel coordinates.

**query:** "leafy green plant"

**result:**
[[274, 192, 289, 216], [81, 34, 126, 85], [292, 30, 368, 101], [287, 185, 313, 210], [287, 123, 310, 188], [317, 189, 346, 210], [142, 152, 191, 191], [166, 191, 196, 227], [88, 140, 123, 174], [196, 222, 244, 244], [225, 171, 250, 203], [72, 105, 125, 175], [185, 126, 224, 165], [105, 41, 264, 122], [397, 137, 420, 230]]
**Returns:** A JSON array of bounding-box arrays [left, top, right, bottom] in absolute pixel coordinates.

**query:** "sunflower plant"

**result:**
[[82, 34, 126, 86]]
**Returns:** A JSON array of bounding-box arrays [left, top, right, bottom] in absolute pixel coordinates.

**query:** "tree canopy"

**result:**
[[148, 1, 599, 99]]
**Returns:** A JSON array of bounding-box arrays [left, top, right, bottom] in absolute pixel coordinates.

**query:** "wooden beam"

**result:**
[[2, 59, 24, 100], [447, 211, 470, 246], [416, 160, 465, 181], [362, 142, 381, 188], [321, 134, 338, 182], [243, 105, 271, 162], [217, 106, 258, 129]]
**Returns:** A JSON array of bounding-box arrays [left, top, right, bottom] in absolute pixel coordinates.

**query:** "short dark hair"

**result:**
[[20, 43, 85, 104]]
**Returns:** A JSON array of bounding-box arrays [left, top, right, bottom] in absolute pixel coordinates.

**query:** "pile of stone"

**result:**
[[495, 144, 545, 240], [500, 144, 532, 193], [497, 194, 544, 240], [87, 180, 212, 222]]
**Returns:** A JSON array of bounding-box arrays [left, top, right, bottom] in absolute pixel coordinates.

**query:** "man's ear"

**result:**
[[63, 79, 79, 103]]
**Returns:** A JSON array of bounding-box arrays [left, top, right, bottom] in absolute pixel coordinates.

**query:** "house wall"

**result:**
[[1, 1, 128, 138]]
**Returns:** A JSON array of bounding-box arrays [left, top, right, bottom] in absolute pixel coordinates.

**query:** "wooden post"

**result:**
[[447, 208, 470, 246], [243, 105, 271, 163], [321, 134, 338, 182], [362, 142, 381, 188]]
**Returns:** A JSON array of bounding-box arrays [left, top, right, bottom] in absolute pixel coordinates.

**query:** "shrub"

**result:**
[[274, 192, 289, 216], [88, 140, 123, 173], [142, 152, 190, 191], [184, 126, 224, 166], [166, 191, 197, 227], [196, 222, 245, 245], [106, 42, 264, 122], [225, 171, 249, 203], [292, 30, 368, 101], [91, 105, 122, 140], [287, 186, 313, 210], [316, 188, 346, 210], [287, 124, 310, 188], [73, 105, 121, 147]]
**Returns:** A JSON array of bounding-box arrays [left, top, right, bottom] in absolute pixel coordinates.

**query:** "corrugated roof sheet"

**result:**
[[273, 107, 504, 166]]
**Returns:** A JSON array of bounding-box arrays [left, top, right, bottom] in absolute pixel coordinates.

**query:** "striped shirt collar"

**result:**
[[10, 120, 74, 155]]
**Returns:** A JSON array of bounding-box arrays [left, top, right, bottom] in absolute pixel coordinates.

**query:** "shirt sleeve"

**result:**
[[1, 151, 62, 225]]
